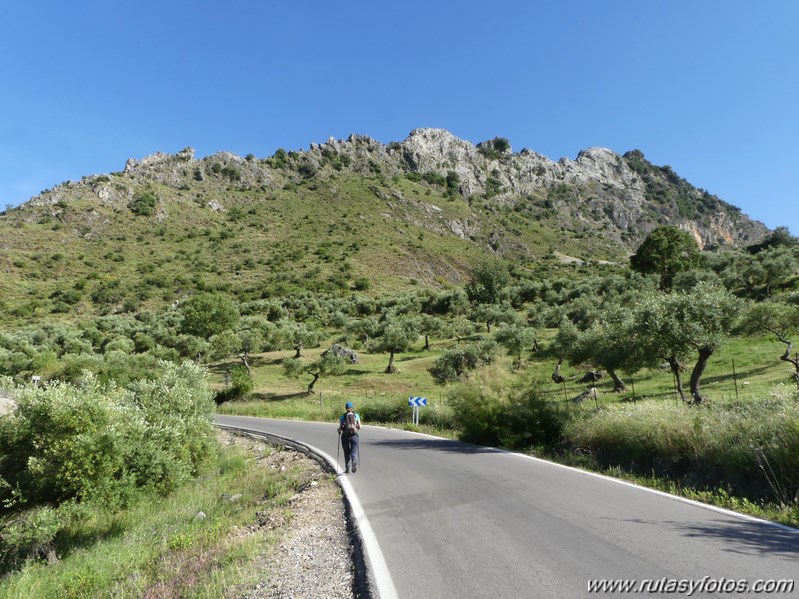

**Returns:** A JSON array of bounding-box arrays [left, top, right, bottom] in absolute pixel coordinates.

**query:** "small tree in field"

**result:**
[[371, 319, 418, 374], [632, 283, 740, 403], [494, 323, 536, 368], [741, 299, 799, 389], [229, 365, 254, 398], [466, 260, 510, 306], [416, 313, 447, 351], [235, 327, 263, 375], [283, 351, 347, 394], [554, 304, 643, 393], [429, 339, 497, 384], [471, 301, 519, 333]]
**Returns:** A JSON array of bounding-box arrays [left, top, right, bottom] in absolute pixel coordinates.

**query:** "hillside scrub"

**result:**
[[0, 131, 775, 324], [0, 361, 217, 571]]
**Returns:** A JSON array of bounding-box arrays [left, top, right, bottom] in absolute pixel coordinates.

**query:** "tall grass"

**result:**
[[563, 385, 799, 504]]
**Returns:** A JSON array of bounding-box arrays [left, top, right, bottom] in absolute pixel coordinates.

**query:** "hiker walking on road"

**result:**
[[338, 401, 361, 473]]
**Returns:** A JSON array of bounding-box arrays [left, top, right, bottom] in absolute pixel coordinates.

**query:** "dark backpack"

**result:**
[[344, 412, 358, 435]]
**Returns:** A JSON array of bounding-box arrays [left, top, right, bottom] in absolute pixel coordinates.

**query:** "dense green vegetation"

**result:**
[[0, 362, 216, 572], [0, 433, 328, 598]]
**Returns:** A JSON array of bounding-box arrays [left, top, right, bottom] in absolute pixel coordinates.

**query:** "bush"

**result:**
[[128, 190, 157, 216], [429, 340, 497, 384], [358, 396, 409, 424], [448, 384, 505, 446], [0, 505, 61, 570], [0, 361, 216, 515], [353, 277, 371, 291], [448, 381, 572, 449], [477, 137, 510, 160], [230, 365, 253, 397]]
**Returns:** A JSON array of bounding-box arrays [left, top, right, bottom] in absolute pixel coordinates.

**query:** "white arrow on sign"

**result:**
[[408, 396, 427, 407]]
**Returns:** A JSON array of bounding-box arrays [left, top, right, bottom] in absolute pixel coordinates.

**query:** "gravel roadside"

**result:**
[[220, 430, 359, 599]]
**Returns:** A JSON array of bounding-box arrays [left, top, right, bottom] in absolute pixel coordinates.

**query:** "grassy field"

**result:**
[[215, 330, 796, 420]]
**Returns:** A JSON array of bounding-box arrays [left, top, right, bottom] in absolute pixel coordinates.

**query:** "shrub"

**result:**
[[228, 365, 253, 399], [448, 383, 505, 446], [477, 137, 511, 160], [297, 163, 317, 179], [270, 148, 289, 168], [448, 381, 572, 449], [429, 340, 497, 384], [563, 387, 799, 502], [128, 190, 157, 216], [445, 171, 460, 196], [220, 165, 241, 181], [358, 396, 408, 424], [0, 361, 216, 514], [423, 172, 446, 187], [0, 505, 61, 569], [353, 277, 371, 291]]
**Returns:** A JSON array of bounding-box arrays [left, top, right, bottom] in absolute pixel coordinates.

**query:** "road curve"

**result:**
[[215, 415, 798, 598]]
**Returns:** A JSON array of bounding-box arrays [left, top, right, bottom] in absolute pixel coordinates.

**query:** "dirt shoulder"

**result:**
[[218, 430, 357, 598]]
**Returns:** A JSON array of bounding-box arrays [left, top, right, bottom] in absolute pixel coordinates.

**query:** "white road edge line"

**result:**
[[218, 422, 399, 599], [303, 440, 400, 599]]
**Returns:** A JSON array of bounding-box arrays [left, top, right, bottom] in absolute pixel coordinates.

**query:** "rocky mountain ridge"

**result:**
[[27, 128, 767, 252]]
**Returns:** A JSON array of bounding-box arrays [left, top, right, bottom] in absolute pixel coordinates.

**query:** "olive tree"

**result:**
[[494, 323, 536, 368], [283, 351, 347, 394], [471, 301, 520, 333], [632, 283, 741, 403], [370, 318, 418, 374], [741, 300, 799, 388], [466, 259, 511, 305], [415, 313, 448, 351], [554, 305, 642, 393], [179, 293, 239, 339], [429, 339, 498, 384], [742, 247, 799, 298]]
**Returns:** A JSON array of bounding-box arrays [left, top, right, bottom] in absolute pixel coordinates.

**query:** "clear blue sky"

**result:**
[[2, 1, 797, 235]]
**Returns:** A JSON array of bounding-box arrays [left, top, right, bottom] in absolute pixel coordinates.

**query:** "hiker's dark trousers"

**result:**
[[341, 432, 359, 468]]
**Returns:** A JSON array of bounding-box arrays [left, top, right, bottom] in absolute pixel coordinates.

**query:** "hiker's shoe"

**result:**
[[352, 461, 357, 473], [344, 465, 350, 473]]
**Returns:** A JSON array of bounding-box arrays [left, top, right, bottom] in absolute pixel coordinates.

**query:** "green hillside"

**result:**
[[0, 130, 768, 326]]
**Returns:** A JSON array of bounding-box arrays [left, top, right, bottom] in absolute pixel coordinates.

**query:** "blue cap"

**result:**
[[345, 401, 354, 409]]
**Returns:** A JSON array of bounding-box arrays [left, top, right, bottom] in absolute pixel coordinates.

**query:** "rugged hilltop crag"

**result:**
[[0, 128, 768, 317], [29, 128, 766, 249]]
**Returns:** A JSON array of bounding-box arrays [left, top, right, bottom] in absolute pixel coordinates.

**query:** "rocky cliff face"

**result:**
[[26, 128, 767, 251]]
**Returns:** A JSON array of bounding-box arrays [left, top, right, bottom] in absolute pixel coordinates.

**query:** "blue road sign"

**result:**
[[408, 396, 427, 407]]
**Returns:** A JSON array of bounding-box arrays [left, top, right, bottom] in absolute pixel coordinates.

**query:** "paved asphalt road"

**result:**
[[215, 415, 798, 598]]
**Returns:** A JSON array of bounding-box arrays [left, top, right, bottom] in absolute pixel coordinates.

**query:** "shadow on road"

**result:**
[[366, 437, 504, 454], [671, 518, 799, 558], [625, 517, 799, 558]]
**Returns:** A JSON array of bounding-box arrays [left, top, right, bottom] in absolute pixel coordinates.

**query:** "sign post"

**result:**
[[31, 375, 41, 387], [408, 396, 427, 425]]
